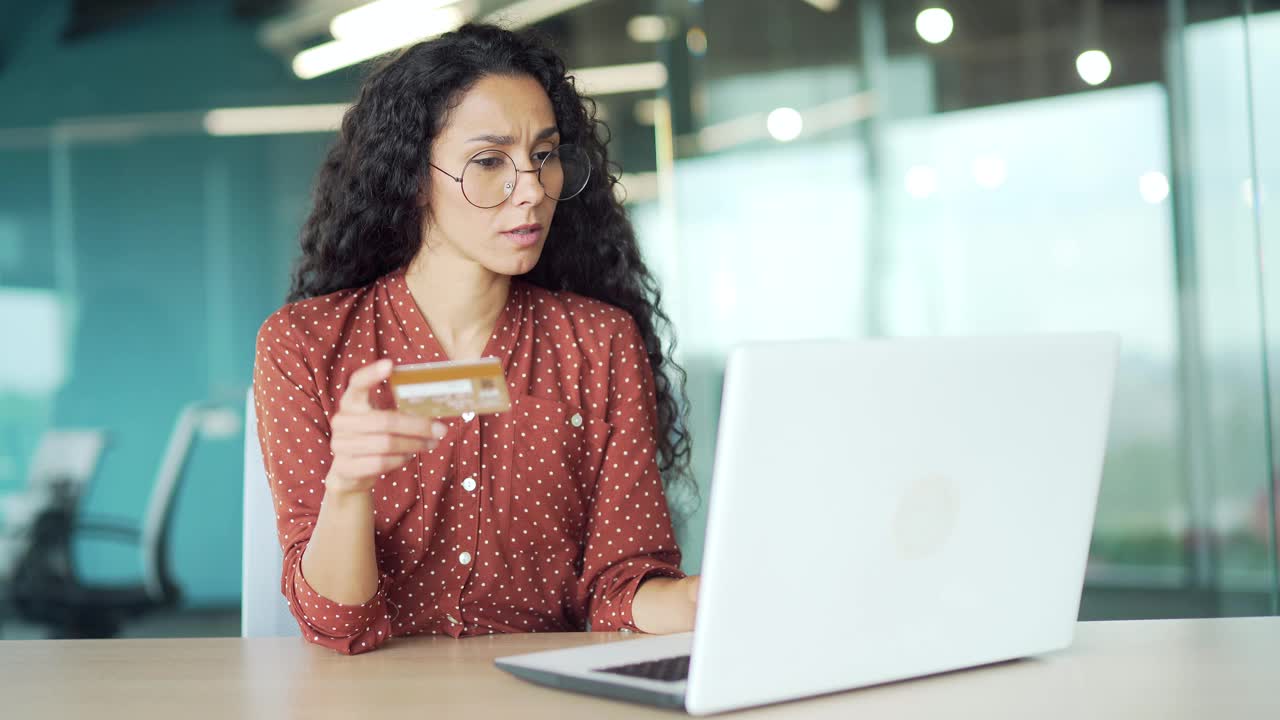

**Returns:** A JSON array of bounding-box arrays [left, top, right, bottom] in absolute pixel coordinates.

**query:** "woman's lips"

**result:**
[[502, 224, 543, 248]]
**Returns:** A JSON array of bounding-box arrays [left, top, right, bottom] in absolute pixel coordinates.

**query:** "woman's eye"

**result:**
[[532, 151, 552, 163], [471, 157, 504, 169]]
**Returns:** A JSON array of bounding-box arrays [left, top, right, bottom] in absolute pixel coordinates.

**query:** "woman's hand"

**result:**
[[326, 359, 448, 495], [632, 575, 700, 634]]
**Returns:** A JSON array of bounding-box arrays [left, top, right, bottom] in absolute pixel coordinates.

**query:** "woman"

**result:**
[[253, 23, 699, 655]]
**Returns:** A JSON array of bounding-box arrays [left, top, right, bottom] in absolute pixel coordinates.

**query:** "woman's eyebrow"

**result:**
[[465, 127, 560, 145]]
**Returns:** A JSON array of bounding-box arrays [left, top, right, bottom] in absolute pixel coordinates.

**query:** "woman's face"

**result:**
[[422, 73, 561, 277]]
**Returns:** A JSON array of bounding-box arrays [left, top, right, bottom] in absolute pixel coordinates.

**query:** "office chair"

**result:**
[[0, 429, 107, 582], [241, 388, 300, 637], [8, 404, 229, 638]]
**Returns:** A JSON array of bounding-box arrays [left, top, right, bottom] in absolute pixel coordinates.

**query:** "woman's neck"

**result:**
[[403, 251, 511, 361]]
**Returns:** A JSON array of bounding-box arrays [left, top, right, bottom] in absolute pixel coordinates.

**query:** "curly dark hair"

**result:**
[[288, 23, 695, 508]]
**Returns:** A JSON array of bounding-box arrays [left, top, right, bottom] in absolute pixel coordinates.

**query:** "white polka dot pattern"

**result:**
[[252, 270, 685, 655]]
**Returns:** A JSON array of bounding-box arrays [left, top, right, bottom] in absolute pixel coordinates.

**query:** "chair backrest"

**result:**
[[241, 387, 300, 637], [1, 429, 107, 534], [140, 403, 220, 603], [25, 430, 108, 492]]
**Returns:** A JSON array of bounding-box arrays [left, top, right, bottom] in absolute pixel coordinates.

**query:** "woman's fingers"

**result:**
[[332, 410, 448, 440], [331, 433, 439, 456], [325, 368, 452, 489], [337, 359, 394, 414]]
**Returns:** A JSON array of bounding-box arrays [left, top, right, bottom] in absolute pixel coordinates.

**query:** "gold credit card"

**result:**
[[389, 357, 511, 419]]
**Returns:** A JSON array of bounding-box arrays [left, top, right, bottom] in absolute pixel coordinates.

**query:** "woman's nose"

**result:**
[[510, 169, 545, 206]]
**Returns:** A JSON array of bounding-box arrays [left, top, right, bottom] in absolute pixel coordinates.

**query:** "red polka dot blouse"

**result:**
[[252, 269, 686, 654]]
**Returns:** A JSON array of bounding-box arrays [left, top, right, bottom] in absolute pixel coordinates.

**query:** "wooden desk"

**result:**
[[2, 617, 1276, 718]]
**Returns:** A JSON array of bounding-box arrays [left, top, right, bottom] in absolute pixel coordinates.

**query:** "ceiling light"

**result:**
[[915, 8, 954, 44], [1138, 171, 1170, 204], [766, 108, 804, 142], [203, 104, 351, 135], [330, 0, 461, 41], [483, 0, 593, 27], [293, 7, 463, 79], [686, 26, 708, 55], [626, 15, 672, 43], [1076, 50, 1112, 86], [572, 62, 668, 95]]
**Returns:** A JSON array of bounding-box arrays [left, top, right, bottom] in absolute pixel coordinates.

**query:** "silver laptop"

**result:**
[[496, 334, 1120, 715]]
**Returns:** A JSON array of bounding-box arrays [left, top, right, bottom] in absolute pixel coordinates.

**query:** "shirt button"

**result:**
[[619, 628, 633, 634], [458, 552, 472, 565], [570, 413, 583, 428], [446, 614, 461, 625], [462, 477, 477, 492], [461, 411, 476, 423]]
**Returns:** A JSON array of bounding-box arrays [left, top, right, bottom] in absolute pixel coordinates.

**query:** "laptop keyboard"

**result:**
[[595, 655, 691, 683]]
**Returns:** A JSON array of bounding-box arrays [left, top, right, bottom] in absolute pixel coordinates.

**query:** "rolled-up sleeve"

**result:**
[[253, 308, 392, 654], [575, 315, 686, 632]]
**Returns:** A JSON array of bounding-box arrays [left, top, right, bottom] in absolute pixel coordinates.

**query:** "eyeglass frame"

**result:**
[[428, 143, 590, 209]]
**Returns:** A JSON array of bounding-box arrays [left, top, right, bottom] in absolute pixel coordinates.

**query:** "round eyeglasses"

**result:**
[[429, 143, 591, 209]]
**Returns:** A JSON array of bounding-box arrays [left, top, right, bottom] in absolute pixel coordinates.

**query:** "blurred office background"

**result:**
[[0, 0, 1277, 638]]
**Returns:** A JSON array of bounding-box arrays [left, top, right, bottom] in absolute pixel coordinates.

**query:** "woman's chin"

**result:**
[[487, 249, 543, 277]]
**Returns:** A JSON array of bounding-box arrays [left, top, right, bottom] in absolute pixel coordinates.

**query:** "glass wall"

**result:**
[[1243, 3, 1280, 610], [0, 0, 349, 636], [0, 0, 1276, 638], [1, 123, 334, 631], [621, 0, 1280, 616]]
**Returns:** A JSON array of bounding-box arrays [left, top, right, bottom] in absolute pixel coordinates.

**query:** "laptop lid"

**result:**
[[685, 334, 1119, 715]]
